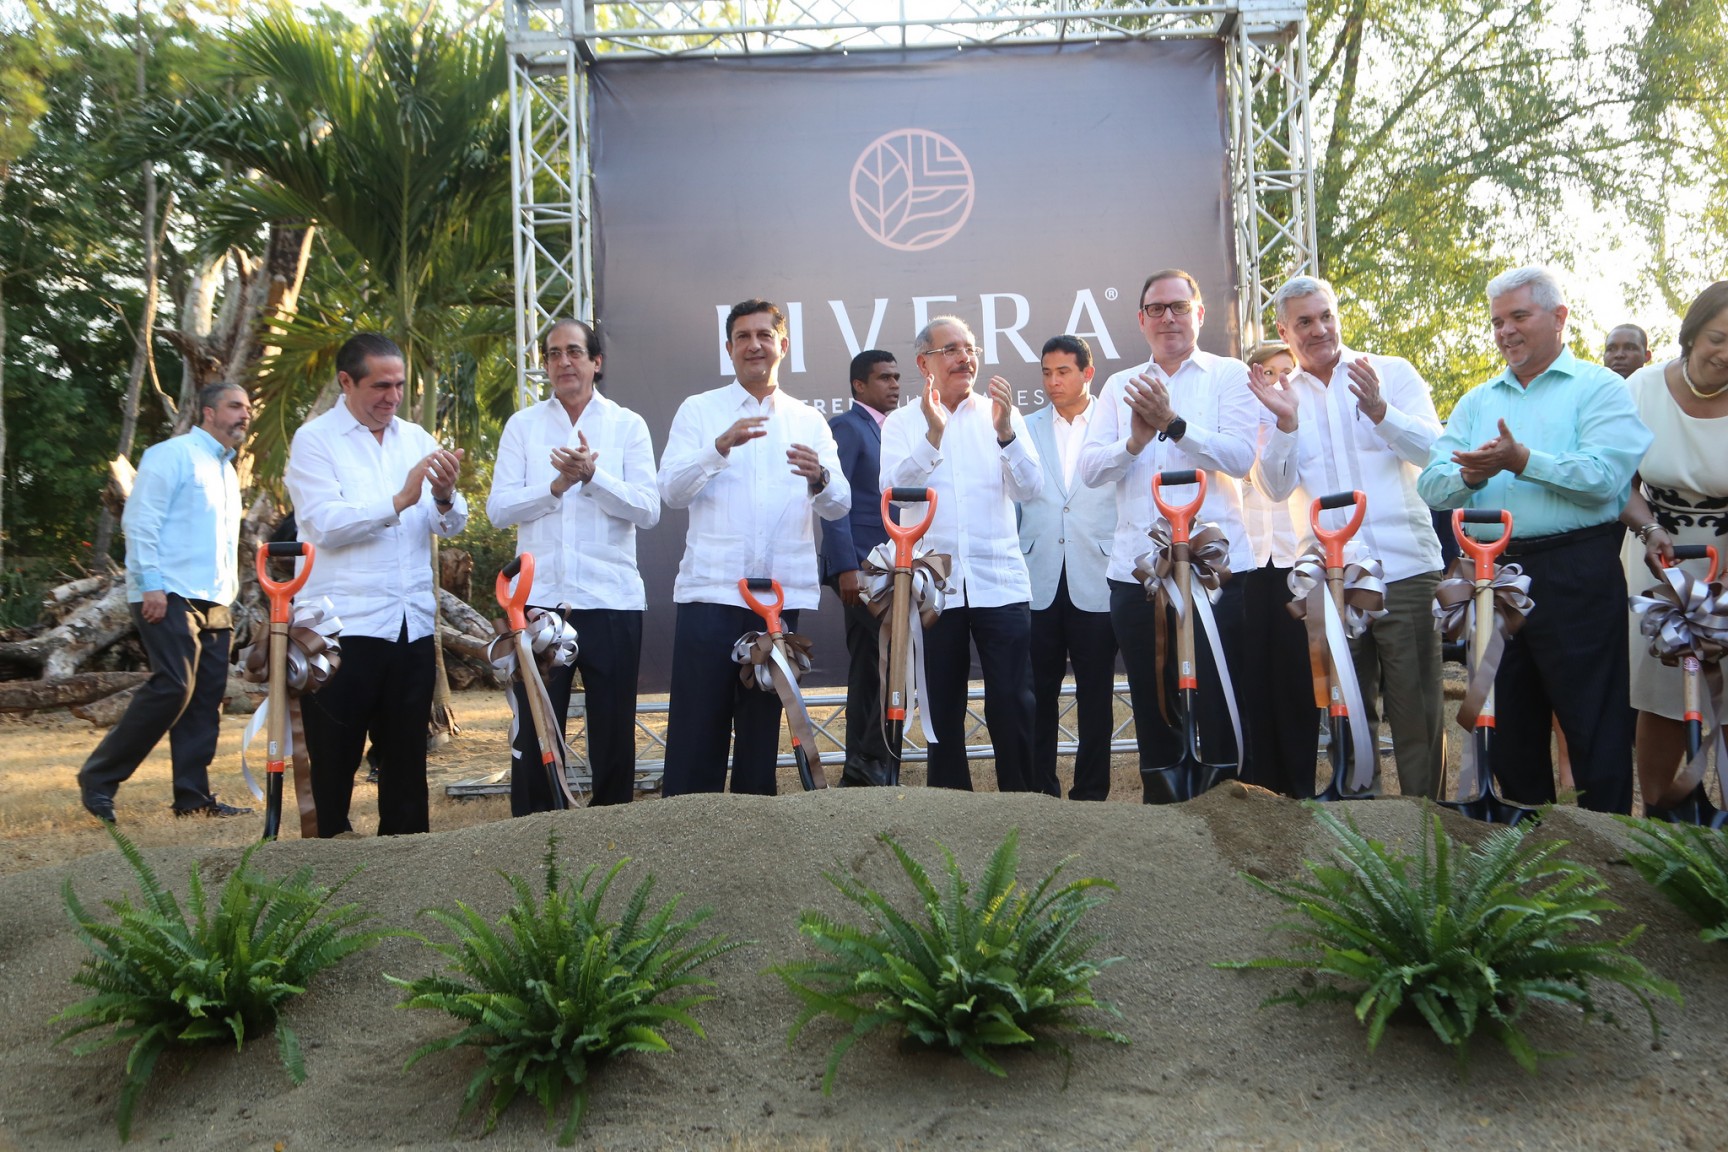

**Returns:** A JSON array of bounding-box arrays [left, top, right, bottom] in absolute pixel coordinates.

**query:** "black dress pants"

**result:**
[[921, 602, 1036, 792], [511, 607, 643, 814], [1490, 526, 1635, 814], [838, 595, 893, 785], [662, 601, 798, 797], [78, 596, 230, 812], [1241, 562, 1319, 798], [1110, 577, 1246, 774], [1030, 569, 1118, 800], [300, 626, 434, 836]]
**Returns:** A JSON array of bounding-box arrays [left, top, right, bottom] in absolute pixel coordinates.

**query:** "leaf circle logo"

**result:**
[[850, 129, 976, 252]]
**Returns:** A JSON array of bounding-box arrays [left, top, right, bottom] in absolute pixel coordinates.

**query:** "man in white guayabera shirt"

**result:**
[[488, 318, 660, 812], [285, 332, 467, 837], [879, 314, 1043, 793], [1078, 268, 1259, 788], [656, 299, 850, 796], [1250, 275, 1447, 799]]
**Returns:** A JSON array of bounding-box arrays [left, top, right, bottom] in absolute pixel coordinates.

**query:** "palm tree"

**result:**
[[141, 9, 516, 740]]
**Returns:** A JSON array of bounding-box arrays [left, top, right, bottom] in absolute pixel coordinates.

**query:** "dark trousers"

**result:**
[[837, 595, 892, 785], [922, 602, 1035, 792], [662, 601, 799, 797], [1241, 563, 1319, 798], [1110, 576, 1246, 773], [511, 607, 642, 814], [78, 596, 229, 812], [1490, 527, 1635, 814], [300, 628, 434, 836], [1030, 569, 1118, 800]]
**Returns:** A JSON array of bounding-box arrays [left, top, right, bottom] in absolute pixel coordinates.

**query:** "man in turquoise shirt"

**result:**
[[1418, 266, 1651, 813], [77, 383, 254, 823]]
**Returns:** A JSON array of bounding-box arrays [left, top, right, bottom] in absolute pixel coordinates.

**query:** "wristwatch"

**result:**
[[809, 466, 830, 495], [1160, 416, 1188, 442]]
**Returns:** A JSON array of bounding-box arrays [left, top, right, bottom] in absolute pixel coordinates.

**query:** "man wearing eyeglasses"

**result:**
[[488, 319, 660, 812], [1078, 269, 1259, 793], [880, 315, 1043, 792]]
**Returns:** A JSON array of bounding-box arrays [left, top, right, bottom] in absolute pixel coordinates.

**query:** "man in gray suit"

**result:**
[[1019, 335, 1120, 799]]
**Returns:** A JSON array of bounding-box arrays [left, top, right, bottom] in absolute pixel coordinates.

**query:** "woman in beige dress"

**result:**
[[1620, 281, 1728, 819]]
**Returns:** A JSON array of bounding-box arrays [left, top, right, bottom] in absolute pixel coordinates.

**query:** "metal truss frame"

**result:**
[[505, 0, 1318, 400]]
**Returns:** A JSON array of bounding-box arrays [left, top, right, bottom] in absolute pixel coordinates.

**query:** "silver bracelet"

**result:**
[[1635, 522, 1665, 545]]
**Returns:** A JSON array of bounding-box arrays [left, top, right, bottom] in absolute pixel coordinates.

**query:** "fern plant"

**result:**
[[54, 828, 384, 1141], [1617, 817, 1728, 940], [1221, 804, 1680, 1071], [390, 837, 739, 1146], [772, 828, 1128, 1092]]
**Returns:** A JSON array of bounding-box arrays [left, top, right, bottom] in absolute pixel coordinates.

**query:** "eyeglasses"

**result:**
[[1140, 300, 1195, 319], [546, 344, 590, 361], [924, 342, 980, 361]]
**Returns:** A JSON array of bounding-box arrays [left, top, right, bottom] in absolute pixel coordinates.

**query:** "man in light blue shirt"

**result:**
[[1418, 266, 1651, 813], [77, 383, 254, 822]]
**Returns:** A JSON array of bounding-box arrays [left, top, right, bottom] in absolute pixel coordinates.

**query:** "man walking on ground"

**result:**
[[657, 299, 850, 796], [818, 350, 901, 787], [487, 318, 660, 811], [1418, 266, 1651, 813], [78, 384, 255, 823], [285, 332, 468, 836], [1250, 275, 1448, 799], [880, 315, 1042, 792], [1019, 335, 1119, 800]]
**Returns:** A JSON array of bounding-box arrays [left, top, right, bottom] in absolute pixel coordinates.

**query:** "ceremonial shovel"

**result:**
[[1145, 469, 1235, 804], [1442, 508, 1538, 825], [256, 541, 313, 841], [497, 555, 569, 810], [1661, 543, 1724, 827], [880, 486, 938, 783], [1310, 490, 1377, 803], [739, 577, 828, 791]]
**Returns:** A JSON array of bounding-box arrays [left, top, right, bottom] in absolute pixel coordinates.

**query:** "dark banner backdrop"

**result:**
[[589, 39, 1235, 691]]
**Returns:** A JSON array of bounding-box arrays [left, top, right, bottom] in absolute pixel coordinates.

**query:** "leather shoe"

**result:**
[[80, 784, 117, 824], [174, 799, 254, 819]]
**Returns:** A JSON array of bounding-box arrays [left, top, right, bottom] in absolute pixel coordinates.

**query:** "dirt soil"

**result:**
[[1, 690, 1725, 1151]]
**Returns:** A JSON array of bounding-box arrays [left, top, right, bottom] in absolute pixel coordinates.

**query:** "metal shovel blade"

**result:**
[[1315, 716, 1377, 802], [1440, 728, 1539, 825]]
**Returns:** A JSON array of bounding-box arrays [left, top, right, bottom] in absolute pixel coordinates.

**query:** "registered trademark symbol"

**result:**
[[1104, 287, 1118, 301]]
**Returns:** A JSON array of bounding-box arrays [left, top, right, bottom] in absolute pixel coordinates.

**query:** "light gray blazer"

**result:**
[[1017, 404, 1118, 612]]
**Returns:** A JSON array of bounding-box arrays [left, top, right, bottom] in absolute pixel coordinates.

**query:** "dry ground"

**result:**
[[0, 688, 1723, 1151]]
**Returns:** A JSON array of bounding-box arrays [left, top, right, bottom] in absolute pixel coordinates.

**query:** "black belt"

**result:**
[[1501, 520, 1623, 559]]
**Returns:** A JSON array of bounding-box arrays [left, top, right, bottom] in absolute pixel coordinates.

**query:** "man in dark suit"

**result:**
[[819, 350, 902, 785]]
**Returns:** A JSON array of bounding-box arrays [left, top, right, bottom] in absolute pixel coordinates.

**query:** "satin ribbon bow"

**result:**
[[486, 606, 580, 679], [1431, 556, 1534, 798], [238, 599, 343, 837], [488, 607, 582, 808], [733, 629, 823, 778], [1131, 517, 1243, 772], [1631, 567, 1728, 796], [1286, 543, 1388, 793], [861, 541, 954, 746]]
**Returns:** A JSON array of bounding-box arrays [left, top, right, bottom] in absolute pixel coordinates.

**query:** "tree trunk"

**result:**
[[91, 6, 165, 569], [0, 671, 150, 712], [0, 583, 133, 678], [0, 267, 8, 572]]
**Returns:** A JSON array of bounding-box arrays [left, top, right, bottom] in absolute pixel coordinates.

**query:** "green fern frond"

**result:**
[[769, 828, 1127, 1094], [391, 836, 740, 1145], [1223, 803, 1680, 1074], [53, 828, 386, 1141]]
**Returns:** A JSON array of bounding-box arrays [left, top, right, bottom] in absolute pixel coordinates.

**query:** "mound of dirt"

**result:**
[[1, 786, 1724, 1151]]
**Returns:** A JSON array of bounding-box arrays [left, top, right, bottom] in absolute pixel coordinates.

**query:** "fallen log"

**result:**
[[0, 584, 134, 679], [71, 686, 139, 728], [0, 671, 151, 712]]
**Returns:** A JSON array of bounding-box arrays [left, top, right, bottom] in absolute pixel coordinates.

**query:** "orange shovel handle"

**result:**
[[256, 542, 314, 624], [495, 554, 535, 632]]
